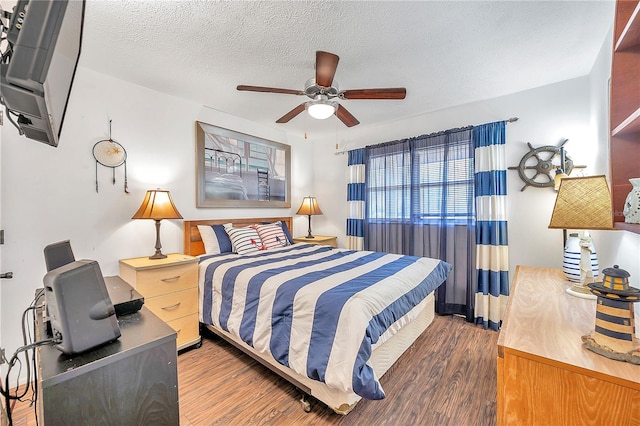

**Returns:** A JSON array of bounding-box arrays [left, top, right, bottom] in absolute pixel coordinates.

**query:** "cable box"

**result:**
[[104, 276, 144, 317]]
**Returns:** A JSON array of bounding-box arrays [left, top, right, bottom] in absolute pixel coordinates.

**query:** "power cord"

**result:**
[[1, 290, 58, 426]]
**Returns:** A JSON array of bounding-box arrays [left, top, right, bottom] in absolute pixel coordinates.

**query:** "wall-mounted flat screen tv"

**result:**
[[0, 0, 85, 147]]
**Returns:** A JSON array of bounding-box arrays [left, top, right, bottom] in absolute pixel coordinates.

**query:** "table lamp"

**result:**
[[296, 196, 323, 238], [548, 175, 614, 298], [132, 189, 183, 259]]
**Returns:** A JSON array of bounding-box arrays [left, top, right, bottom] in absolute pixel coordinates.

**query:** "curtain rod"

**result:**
[[334, 117, 520, 155]]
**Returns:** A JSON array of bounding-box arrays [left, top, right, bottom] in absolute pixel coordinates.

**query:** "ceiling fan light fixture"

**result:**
[[306, 98, 337, 120]]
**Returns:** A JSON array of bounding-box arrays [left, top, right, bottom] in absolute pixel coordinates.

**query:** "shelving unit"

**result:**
[[610, 0, 640, 234]]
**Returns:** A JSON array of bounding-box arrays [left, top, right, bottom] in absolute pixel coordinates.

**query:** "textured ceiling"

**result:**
[[79, 0, 615, 138]]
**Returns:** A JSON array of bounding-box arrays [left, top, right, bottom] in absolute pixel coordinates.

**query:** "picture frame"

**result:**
[[195, 121, 291, 208]]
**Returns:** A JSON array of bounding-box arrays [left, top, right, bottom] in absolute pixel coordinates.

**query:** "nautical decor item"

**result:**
[[563, 232, 599, 288], [582, 265, 640, 364], [508, 139, 586, 191], [623, 178, 640, 224], [93, 120, 128, 193]]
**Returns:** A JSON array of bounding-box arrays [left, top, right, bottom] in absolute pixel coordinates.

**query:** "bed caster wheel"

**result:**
[[300, 398, 311, 413]]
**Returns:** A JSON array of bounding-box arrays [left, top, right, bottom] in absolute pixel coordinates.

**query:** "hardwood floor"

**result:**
[[8, 314, 497, 426]]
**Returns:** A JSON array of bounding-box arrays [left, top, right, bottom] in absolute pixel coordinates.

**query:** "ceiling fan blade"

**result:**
[[276, 103, 306, 123], [237, 85, 304, 96], [341, 88, 407, 100], [335, 104, 360, 127], [315, 51, 339, 88]]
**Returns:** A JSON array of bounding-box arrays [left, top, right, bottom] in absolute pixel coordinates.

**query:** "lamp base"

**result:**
[[305, 214, 315, 239], [149, 253, 167, 260], [566, 284, 596, 300], [149, 219, 167, 260]]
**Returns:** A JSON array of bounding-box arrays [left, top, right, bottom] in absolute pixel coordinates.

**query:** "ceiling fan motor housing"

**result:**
[[304, 78, 339, 99]]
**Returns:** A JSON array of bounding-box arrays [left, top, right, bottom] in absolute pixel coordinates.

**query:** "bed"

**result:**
[[183, 217, 451, 414]]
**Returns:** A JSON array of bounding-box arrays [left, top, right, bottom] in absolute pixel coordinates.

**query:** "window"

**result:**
[[366, 134, 474, 224]]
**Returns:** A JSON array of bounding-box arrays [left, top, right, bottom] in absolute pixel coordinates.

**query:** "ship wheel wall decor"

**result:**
[[93, 120, 129, 193], [508, 139, 584, 191]]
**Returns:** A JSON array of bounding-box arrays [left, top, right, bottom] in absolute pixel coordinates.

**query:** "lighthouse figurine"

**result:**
[[582, 265, 640, 364]]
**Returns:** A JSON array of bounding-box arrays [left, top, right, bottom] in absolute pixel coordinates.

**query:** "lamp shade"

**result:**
[[549, 175, 613, 230], [296, 196, 323, 216], [132, 190, 183, 220]]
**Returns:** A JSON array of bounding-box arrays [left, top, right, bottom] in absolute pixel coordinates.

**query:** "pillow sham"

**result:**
[[253, 222, 290, 250], [197, 224, 234, 254], [224, 224, 264, 255], [261, 220, 294, 245]]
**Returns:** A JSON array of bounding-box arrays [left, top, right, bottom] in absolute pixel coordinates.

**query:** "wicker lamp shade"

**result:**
[[549, 175, 614, 230]]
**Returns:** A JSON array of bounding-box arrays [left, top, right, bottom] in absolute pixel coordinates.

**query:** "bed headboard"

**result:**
[[183, 217, 294, 256]]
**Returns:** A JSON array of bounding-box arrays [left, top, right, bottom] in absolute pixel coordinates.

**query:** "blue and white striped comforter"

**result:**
[[198, 243, 451, 400]]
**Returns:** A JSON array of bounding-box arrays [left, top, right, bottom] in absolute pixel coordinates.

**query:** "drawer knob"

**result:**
[[160, 275, 181, 282], [161, 302, 181, 311]]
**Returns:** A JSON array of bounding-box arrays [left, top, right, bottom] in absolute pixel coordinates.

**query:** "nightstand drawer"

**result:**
[[167, 313, 199, 349], [145, 288, 198, 323], [124, 263, 197, 298]]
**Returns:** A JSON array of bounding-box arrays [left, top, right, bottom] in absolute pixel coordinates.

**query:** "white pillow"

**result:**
[[197, 224, 234, 254], [224, 224, 264, 255]]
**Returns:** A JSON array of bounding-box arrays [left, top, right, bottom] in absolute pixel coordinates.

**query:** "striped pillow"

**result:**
[[253, 222, 290, 250], [197, 224, 233, 254], [224, 225, 264, 255]]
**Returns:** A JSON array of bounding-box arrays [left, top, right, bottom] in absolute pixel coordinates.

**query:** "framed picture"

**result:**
[[196, 121, 291, 208]]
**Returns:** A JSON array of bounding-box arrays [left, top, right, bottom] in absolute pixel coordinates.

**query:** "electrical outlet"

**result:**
[[0, 348, 5, 364]]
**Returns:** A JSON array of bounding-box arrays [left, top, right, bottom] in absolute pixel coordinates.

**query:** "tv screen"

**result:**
[[0, 0, 85, 147]]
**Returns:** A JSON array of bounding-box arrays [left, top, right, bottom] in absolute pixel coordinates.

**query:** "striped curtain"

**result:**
[[346, 148, 365, 250], [473, 121, 509, 330]]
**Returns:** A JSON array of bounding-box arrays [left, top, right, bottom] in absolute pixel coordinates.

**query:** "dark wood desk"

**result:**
[[36, 302, 179, 425]]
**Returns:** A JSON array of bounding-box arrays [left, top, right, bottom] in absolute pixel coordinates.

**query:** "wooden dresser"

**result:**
[[119, 253, 201, 351], [36, 304, 178, 425], [497, 266, 640, 425]]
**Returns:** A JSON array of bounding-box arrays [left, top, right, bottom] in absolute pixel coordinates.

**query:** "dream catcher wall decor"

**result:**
[[93, 120, 128, 193]]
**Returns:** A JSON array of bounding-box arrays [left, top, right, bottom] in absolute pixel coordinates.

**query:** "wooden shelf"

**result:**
[[610, 0, 640, 235], [615, 222, 640, 233], [615, 2, 640, 51], [612, 105, 640, 136]]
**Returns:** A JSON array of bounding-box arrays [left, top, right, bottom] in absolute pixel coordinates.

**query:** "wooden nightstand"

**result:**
[[293, 235, 337, 247], [119, 253, 201, 351]]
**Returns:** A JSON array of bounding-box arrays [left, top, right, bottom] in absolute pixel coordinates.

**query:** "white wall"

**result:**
[[311, 27, 640, 286], [0, 66, 313, 364]]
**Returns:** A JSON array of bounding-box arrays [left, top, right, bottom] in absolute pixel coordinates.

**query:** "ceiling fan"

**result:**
[[237, 51, 406, 127]]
